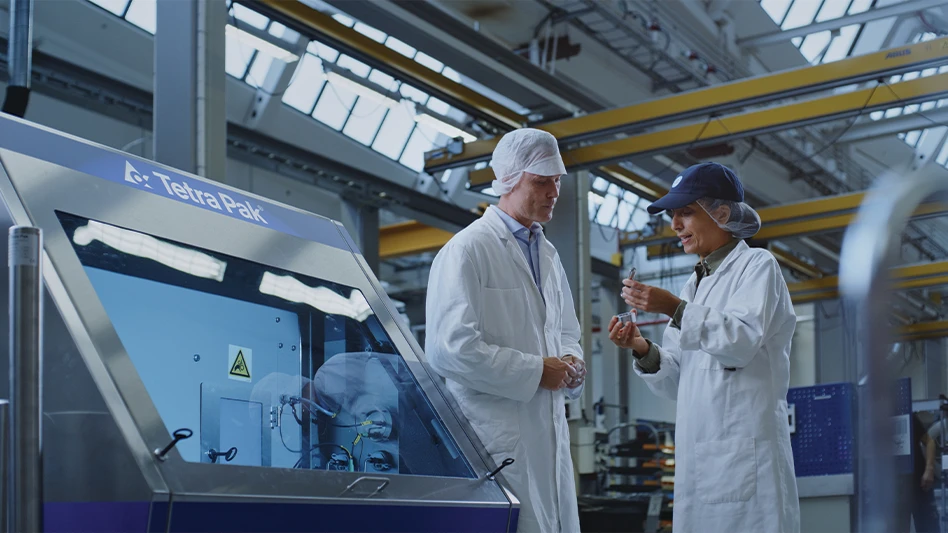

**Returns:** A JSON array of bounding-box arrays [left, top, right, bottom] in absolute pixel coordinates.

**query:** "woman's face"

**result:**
[[669, 202, 732, 258]]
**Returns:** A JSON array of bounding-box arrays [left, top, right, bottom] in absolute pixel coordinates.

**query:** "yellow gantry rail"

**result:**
[[789, 260, 948, 304], [623, 188, 948, 259], [560, 72, 948, 171], [900, 320, 948, 342], [379, 221, 456, 260], [425, 36, 948, 172], [257, 0, 524, 130], [470, 162, 667, 201]]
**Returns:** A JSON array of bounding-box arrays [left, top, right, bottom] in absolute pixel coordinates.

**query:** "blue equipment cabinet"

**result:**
[[788, 382, 856, 477]]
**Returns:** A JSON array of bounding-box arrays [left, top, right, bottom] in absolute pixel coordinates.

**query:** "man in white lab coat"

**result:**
[[425, 128, 586, 533], [609, 162, 800, 533]]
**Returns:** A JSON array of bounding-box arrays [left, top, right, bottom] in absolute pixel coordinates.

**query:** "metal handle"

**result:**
[[154, 428, 193, 462], [340, 476, 390, 498], [206, 446, 237, 464], [486, 458, 515, 480], [8, 226, 42, 533], [839, 164, 948, 533]]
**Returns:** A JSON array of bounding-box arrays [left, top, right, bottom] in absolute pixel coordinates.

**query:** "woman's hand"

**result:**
[[608, 316, 649, 355], [621, 279, 681, 317]]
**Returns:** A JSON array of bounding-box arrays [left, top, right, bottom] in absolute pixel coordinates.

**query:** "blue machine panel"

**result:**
[[787, 382, 855, 477], [44, 501, 513, 533]]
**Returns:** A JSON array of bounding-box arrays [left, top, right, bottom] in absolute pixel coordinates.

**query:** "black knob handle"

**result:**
[[154, 428, 193, 462], [207, 446, 238, 464], [487, 458, 515, 480]]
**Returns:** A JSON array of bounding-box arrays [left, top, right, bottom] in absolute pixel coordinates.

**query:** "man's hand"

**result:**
[[621, 279, 681, 317], [540, 357, 579, 391], [922, 466, 935, 490], [561, 355, 586, 389], [608, 316, 649, 355]]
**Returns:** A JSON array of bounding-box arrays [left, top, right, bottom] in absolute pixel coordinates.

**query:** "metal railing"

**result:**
[[840, 163, 948, 532]]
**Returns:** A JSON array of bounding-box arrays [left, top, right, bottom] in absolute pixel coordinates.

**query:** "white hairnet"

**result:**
[[488, 128, 567, 195], [696, 197, 762, 239]]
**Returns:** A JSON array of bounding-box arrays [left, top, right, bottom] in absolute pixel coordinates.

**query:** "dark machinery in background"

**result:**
[[578, 419, 675, 533]]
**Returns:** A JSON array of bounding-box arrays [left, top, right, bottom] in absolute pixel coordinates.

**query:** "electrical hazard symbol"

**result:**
[[227, 345, 252, 382]]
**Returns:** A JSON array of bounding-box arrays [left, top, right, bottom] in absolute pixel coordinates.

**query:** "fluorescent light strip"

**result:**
[[226, 24, 299, 62], [324, 71, 400, 109], [73, 221, 227, 282], [259, 272, 374, 322], [415, 112, 477, 142]]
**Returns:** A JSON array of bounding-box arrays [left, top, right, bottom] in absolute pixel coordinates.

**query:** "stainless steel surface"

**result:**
[[0, 123, 516, 517], [796, 474, 855, 498], [0, 399, 8, 533], [839, 163, 948, 533], [8, 226, 41, 533], [0, 163, 164, 503], [7, 0, 33, 89]]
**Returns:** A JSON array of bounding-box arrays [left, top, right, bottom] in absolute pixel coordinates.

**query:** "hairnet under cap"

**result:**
[[489, 128, 567, 195]]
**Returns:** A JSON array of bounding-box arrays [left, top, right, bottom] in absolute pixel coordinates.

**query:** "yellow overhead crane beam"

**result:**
[[789, 260, 948, 304], [256, 0, 524, 130], [379, 221, 455, 259], [627, 191, 867, 246], [560, 71, 948, 171], [470, 163, 668, 201], [900, 320, 948, 342], [424, 36, 948, 172], [624, 189, 948, 258]]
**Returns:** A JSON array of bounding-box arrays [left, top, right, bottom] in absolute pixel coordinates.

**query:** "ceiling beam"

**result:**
[[789, 259, 948, 303], [737, 0, 948, 48], [424, 35, 948, 172], [840, 106, 948, 144], [249, 0, 525, 130], [559, 72, 948, 171], [470, 163, 668, 202]]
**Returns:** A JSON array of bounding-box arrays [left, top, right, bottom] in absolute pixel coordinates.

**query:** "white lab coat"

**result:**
[[425, 206, 583, 533], [635, 240, 800, 533]]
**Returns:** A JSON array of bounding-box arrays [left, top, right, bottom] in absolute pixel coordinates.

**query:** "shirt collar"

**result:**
[[696, 239, 740, 277], [493, 206, 543, 240]]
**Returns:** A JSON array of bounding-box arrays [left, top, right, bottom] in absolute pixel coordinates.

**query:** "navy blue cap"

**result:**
[[647, 162, 744, 215]]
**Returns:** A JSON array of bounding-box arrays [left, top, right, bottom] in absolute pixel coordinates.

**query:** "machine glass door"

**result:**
[[55, 210, 475, 479]]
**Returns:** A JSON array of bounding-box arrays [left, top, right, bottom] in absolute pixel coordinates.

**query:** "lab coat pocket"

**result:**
[[695, 437, 757, 503]]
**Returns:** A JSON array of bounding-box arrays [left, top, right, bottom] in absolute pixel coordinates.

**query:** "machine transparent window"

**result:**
[[56, 212, 474, 478]]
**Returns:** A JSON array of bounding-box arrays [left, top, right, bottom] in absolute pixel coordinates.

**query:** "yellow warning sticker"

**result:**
[[227, 345, 252, 382]]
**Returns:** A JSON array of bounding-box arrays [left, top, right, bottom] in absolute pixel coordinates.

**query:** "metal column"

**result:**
[[545, 170, 593, 410], [341, 202, 380, 275], [154, 0, 227, 180], [8, 226, 42, 533], [1, 0, 34, 117], [597, 280, 624, 432]]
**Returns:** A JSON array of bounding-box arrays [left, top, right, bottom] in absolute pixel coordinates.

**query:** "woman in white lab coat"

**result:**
[[609, 162, 800, 533]]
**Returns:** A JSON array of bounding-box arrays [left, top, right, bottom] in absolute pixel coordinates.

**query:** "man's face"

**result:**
[[505, 172, 562, 225], [669, 202, 731, 257]]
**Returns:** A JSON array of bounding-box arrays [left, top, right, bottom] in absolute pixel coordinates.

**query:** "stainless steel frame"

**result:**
[[840, 162, 948, 532], [0, 113, 519, 531]]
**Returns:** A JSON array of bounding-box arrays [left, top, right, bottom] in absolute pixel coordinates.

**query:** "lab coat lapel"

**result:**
[[483, 208, 543, 297], [693, 240, 749, 304], [539, 234, 557, 303], [502, 237, 536, 287]]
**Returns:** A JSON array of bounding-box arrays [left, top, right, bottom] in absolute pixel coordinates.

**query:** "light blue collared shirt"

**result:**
[[493, 207, 543, 292]]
